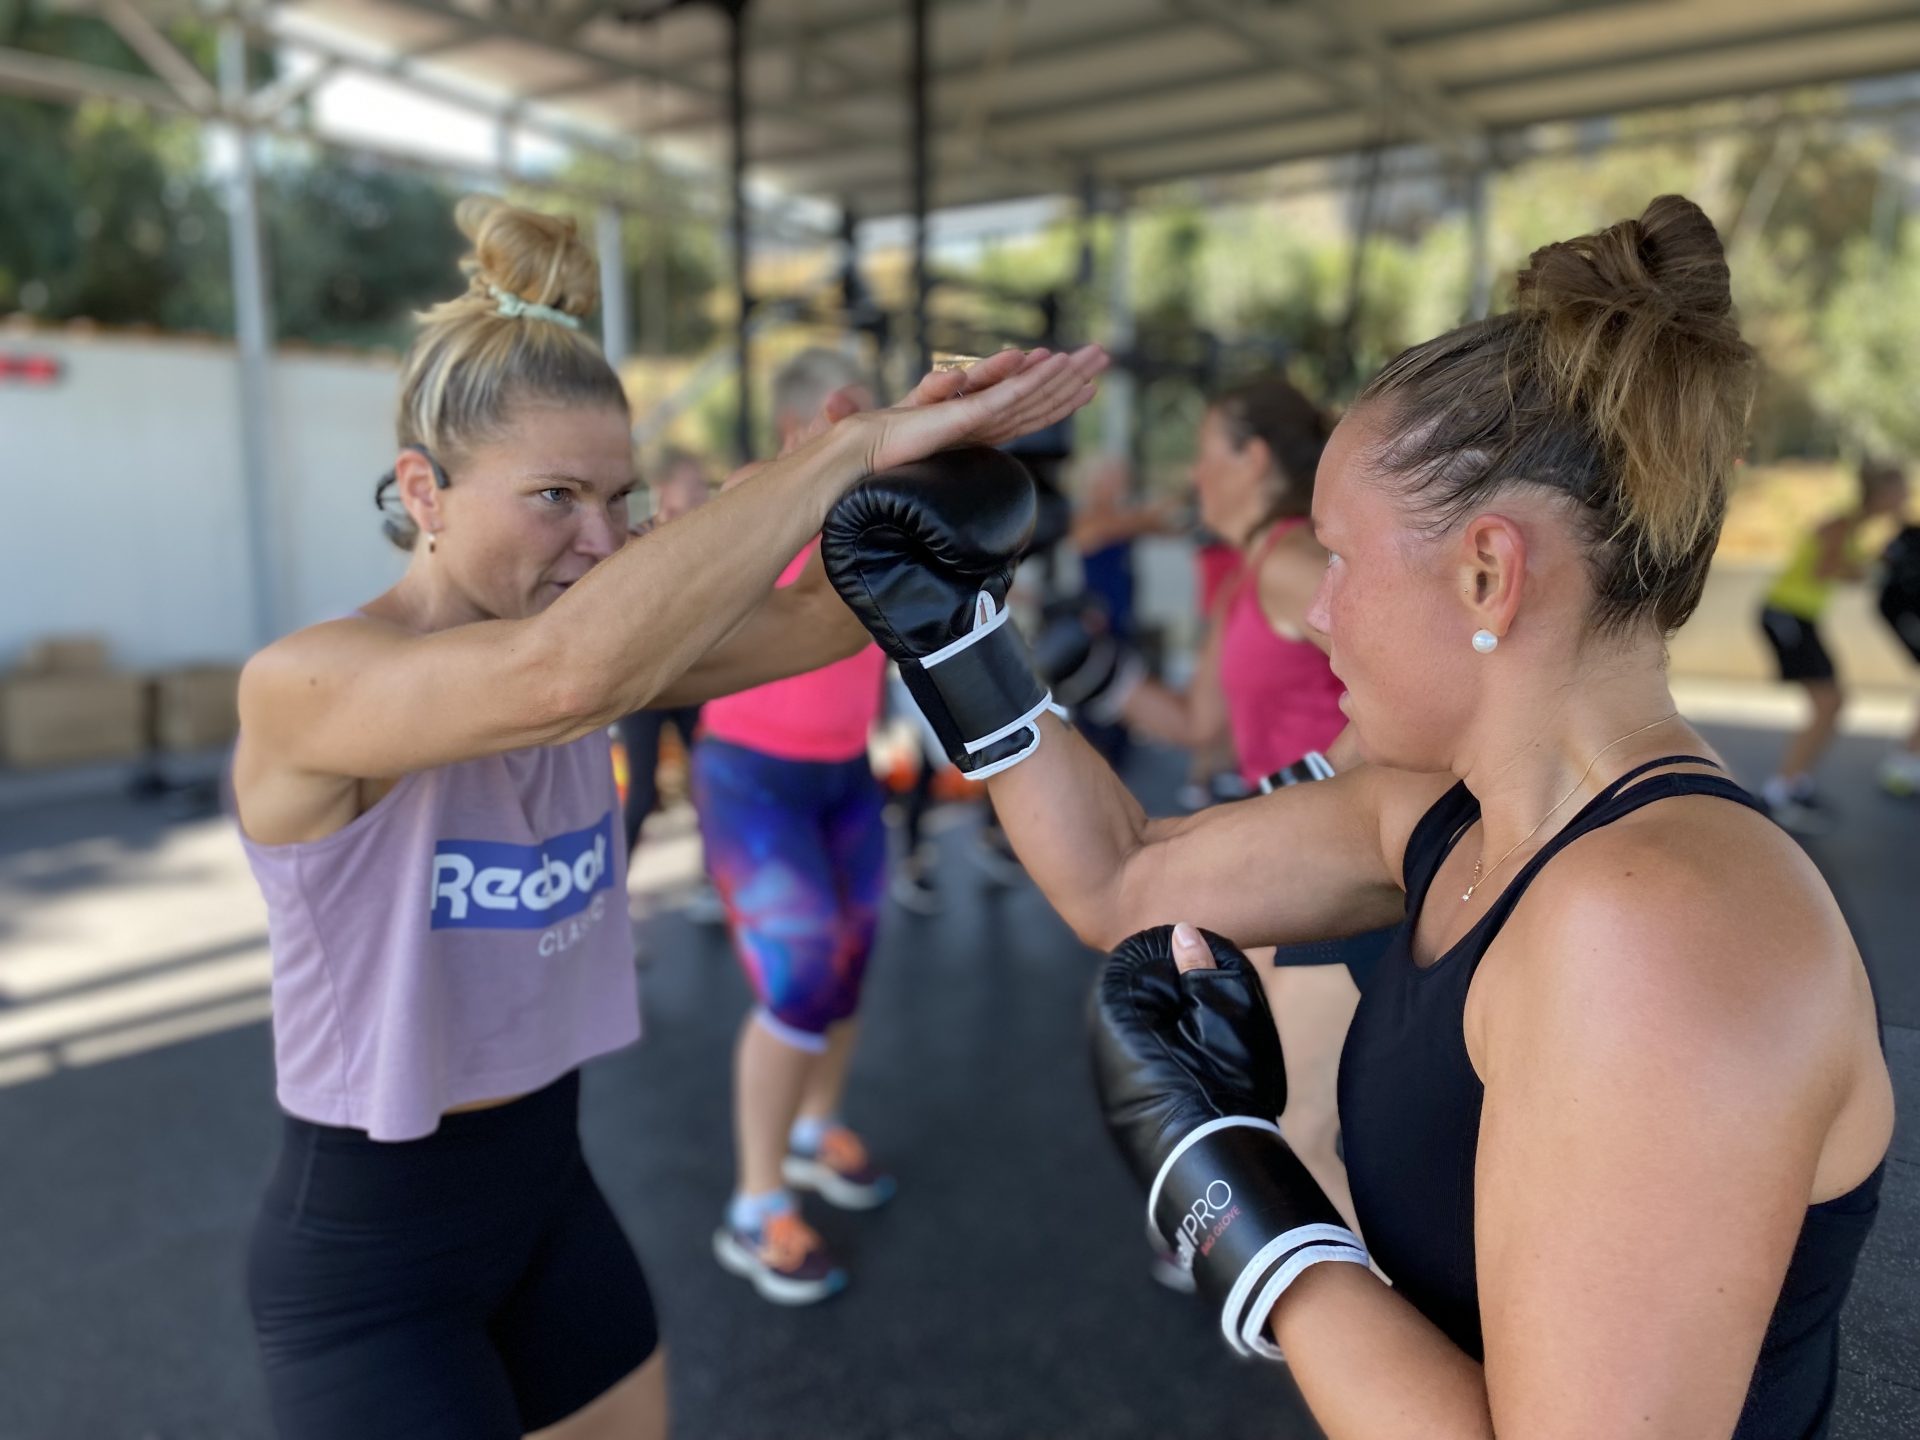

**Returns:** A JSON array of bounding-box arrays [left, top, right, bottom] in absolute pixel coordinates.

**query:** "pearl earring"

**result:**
[[427, 532, 438, 555], [1471, 629, 1498, 654]]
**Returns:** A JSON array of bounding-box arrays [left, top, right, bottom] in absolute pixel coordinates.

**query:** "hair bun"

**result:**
[[1632, 194, 1734, 317], [1518, 193, 1734, 342], [1511, 194, 1752, 584], [455, 195, 599, 319]]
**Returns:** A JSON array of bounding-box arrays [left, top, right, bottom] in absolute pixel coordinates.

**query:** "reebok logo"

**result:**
[[430, 812, 615, 930]]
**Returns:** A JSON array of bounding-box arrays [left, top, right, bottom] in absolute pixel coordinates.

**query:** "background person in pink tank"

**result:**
[[1093, 377, 1365, 1230], [228, 192, 1108, 1440], [697, 349, 898, 1308]]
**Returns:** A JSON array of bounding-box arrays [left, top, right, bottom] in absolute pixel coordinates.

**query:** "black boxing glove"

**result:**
[[1031, 597, 1146, 726], [1090, 925, 1369, 1359], [822, 447, 1053, 779]]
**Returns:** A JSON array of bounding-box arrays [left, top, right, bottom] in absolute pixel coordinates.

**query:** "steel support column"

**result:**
[[910, 0, 932, 374], [1465, 164, 1493, 320], [596, 204, 630, 368], [221, 15, 281, 646], [1103, 195, 1136, 458], [726, 0, 752, 460]]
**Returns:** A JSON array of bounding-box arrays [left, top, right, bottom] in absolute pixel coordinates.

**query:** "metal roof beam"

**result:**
[[0, 40, 194, 112], [827, 3, 1920, 176], [750, 4, 1085, 203], [1446, 4, 1920, 103], [1298, 0, 1486, 164], [735, 0, 1642, 160], [643, 9, 1198, 138], [369, 0, 877, 148], [254, 22, 642, 163], [956, 0, 1638, 131], [0, 37, 821, 238], [246, 55, 340, 121], [1109, 83, 1920, 198], [96, 0, 218, 111], [1162, 0, 1465, 162]]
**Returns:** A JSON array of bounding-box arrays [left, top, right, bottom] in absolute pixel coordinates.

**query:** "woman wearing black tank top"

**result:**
[[988, 196, 1892, 1438]]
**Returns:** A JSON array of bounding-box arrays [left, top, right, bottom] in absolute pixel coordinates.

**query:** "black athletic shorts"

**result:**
[[1759, 606, 1837, 683], [247, 1071, 656, 1440], [1881, 589, 1920, 664]]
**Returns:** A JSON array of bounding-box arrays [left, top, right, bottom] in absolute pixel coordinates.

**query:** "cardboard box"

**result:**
[[151, 665, 241, 752], [19, 634, 109, 675], [0, 673, 147, 768]]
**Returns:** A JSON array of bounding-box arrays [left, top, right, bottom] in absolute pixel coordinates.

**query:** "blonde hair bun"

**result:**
[[452, 195, 600, 318]]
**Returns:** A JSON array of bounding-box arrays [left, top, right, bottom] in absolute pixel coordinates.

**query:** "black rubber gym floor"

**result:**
[[0, 725, 1913, 1439]]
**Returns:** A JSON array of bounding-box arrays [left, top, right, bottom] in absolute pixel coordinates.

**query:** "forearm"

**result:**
[[987, 714, 1160, 945], [1271, 1263, 1493, 1439], [542, 428, 860, 726], [1072, 509, 1167, 550], [1120, 678, 1211, 750], [650, 576, 869, 707]]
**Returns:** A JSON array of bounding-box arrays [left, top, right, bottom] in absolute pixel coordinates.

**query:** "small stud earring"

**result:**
[[1472, 628, 1498, 654]]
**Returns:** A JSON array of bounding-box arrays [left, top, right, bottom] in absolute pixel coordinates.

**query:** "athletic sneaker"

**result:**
[[970, 825, 1027, 887], [713, 1209, 847, 1305], [1766, 794, 1835, 837], [890, 862, 943, 916], [1879, 752, 1920, 798], [1208, 771, 1253, 804], [783, 1125, 897, 1210]]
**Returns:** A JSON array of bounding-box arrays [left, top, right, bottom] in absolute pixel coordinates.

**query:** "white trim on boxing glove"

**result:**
[[1220, 1226, 1367, 1358], [1236, 1241, 1372, 1361], [920, 590, 1017, 668], [958, 712, 1048, 779], [920, 591, 1055, 780], [963, 695, 1055, 758]]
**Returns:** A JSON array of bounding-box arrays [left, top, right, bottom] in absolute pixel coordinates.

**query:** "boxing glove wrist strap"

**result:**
[[1258, 751, 1336, 794], [905, 592, 1052, 780], [1234, 1234, 1371, 1361], [1148, 1116, 1368, 1363]]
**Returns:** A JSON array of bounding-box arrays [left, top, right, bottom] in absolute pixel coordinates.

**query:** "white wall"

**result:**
[[3, 331, 1911, 695], [0, 332, 402, 671]]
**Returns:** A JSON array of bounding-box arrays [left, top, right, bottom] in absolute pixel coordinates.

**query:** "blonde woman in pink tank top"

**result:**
[[229, 195, 1107, 1440], [1097, 379, 1366, 1232]]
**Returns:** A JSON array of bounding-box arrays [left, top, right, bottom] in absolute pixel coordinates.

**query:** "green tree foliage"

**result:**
[[264, 157, 463, 348], [0, 4, 466, 346], [0, 3, 226, 327], [1813, 223, 1920, 458]]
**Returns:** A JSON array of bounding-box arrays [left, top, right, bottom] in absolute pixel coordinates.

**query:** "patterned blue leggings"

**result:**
[[691, 739, 887, 1048]]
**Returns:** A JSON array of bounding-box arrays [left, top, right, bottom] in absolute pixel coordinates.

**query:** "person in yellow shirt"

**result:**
[[1757, 457, 1909, 829]]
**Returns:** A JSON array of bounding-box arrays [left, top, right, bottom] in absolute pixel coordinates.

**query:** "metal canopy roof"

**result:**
[[262, 0, 1920, 218]]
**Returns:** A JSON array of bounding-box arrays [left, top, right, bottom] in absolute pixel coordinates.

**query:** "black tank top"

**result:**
[[1338, 757, 1883, 1440]]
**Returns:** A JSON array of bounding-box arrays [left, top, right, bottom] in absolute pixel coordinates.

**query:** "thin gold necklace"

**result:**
[[1461, 712, 1681, 904]]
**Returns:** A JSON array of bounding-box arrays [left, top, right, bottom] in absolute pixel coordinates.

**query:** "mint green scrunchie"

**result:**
[[488, 284, 582, 330]]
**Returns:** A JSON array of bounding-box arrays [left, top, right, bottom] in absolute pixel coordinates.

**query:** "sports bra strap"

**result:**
[[1599, 753, 1721, 795], [1475, 754, 1760, 936]]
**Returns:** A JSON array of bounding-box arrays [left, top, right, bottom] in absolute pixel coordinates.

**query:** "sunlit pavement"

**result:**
[[0, 708, 1913, 1439]]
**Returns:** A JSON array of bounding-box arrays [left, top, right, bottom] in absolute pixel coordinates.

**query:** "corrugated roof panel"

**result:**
[[247, 0, 1920, 219]]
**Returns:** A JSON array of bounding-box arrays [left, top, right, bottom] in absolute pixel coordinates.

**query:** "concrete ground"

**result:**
[[0, 716, 1913, 1440]]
